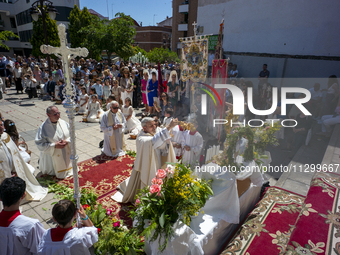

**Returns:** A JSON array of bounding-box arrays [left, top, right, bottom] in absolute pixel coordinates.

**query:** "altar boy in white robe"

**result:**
[[0, 177, 46, 255], [0, 122, 47, 204], [170, 120, 187, 160], [35, 106, 73, 179], [112, 117, 177, 203], [100, 101, 127, 157], [182, 120, 203, 166], [38, 199, 98, 255]]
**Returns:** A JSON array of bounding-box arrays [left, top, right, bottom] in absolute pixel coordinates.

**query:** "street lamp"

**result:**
[[30, 0, 59, 75]]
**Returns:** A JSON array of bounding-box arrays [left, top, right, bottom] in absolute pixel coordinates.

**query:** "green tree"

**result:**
[[104, 13, 136, 63], [78, 16, 102, 60], [132, 46, 147, 56], [80, 12, 136, 64], [0, 31, 19, 50], [68, 5, 93, 48], [30, 13, 60, 57], [146, 47, 179, 64]]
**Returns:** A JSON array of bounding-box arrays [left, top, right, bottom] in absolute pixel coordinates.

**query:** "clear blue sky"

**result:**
[[79, 0, 173, 26]]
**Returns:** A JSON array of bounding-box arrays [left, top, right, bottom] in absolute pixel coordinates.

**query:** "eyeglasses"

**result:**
[[111, 107, 119, 110], [53, 112, 60, 116], [161, 95, 167, 98]]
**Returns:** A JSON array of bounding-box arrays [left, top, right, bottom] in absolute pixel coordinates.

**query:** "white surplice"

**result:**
[[0, 215, 46, 255], [0, 214, 46, 255], [37, 226, 98, 255], [170, 124, 185, 159], [112, 127, 177, 203], [0, 133, 48, 201], [100, 110, 126, 157], [182, 131, 203, 166], [35, 118, 73, 179]]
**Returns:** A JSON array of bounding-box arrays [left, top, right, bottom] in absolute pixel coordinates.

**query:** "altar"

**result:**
[[144, 163, 265, 255]]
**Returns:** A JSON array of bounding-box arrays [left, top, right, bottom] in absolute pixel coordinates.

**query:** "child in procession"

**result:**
[[0, 177, 46, 254], [37, 199, 98, 255]]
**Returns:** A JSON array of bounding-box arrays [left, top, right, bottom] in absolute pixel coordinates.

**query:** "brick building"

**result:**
[[134, 25, 172, 52], [171, 0, 198, 55]]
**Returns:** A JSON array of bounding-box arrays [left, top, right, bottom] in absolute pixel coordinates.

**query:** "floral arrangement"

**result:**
[[211, 120, 281, 172], [39, 178, 144, 255], [130, 163, 213, 252]]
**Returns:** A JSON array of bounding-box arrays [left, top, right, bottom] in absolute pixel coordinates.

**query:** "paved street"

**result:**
[[1, 87, 137, 228]]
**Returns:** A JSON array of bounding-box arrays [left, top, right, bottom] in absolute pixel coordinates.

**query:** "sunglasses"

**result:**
[[111, 107, 119, 110], [161, 95, 167, 97], [53, 112, 60, 116]]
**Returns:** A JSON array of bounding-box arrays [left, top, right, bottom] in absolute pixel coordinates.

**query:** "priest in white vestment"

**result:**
[[35, 106, 73, 179], [112, 117, 178, 203], [182, 121, 204, 166], [0, 122, 48, 205], [100, 101, 127, 157]]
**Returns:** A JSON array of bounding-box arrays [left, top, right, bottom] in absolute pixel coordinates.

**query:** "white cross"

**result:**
[[192, 21, 198, 37], [40, 23, 88, 97]]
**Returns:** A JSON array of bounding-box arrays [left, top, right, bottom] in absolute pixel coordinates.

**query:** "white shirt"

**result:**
[[0, 214, 46, 255], [38, 227, 98, 255], [309, 88, 322, 100]]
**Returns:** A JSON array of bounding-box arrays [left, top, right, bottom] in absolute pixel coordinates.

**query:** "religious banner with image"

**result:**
[[180, 35, 209, 83], [211, 59, 228, 141]]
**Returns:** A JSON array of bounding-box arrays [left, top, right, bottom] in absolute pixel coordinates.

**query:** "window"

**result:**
[[16, 9, 32, 26], [26, 0, 30, 3], [10, 17, 16, 28], [19, 30, 33, 42], [55, 7, 73, 22]]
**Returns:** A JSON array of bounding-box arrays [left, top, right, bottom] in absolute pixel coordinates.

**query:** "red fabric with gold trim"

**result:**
[[220, 187, 305, 255], [285, 172, 340, 255], [57, 154, 134, 219]]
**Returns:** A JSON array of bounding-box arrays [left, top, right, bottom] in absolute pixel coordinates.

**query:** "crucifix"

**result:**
[[40, 23, 88, 223], [40, 24, 88, 99], [192, 21, 198, 39]]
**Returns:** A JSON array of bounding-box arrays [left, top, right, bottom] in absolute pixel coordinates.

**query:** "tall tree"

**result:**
[[103, 13, 136, 64], [78, 16, 102, 60], [0, 31, 19, 50], [30, 13, 60, 57], [68, 5, 93, 48], [147, 47, 179, 63], [80, 12, 136, 64]]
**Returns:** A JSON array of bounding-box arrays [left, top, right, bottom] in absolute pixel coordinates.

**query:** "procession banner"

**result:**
[[211, 59, 228, 141], [180, 36, 209, 83]]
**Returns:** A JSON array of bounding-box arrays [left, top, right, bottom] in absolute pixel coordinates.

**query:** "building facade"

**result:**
[[171, 0, 198, 55], [196, 0, 340, 82], [134, 25, 172, 52], [0, 0, 79, 56]]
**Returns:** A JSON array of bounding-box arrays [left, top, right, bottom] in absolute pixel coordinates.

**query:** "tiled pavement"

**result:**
[[1, 87, 137, 228]]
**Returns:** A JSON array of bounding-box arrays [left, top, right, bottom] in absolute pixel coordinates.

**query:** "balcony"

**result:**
[[178, 23, 188, 31], [179, 4, 189, 13]]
